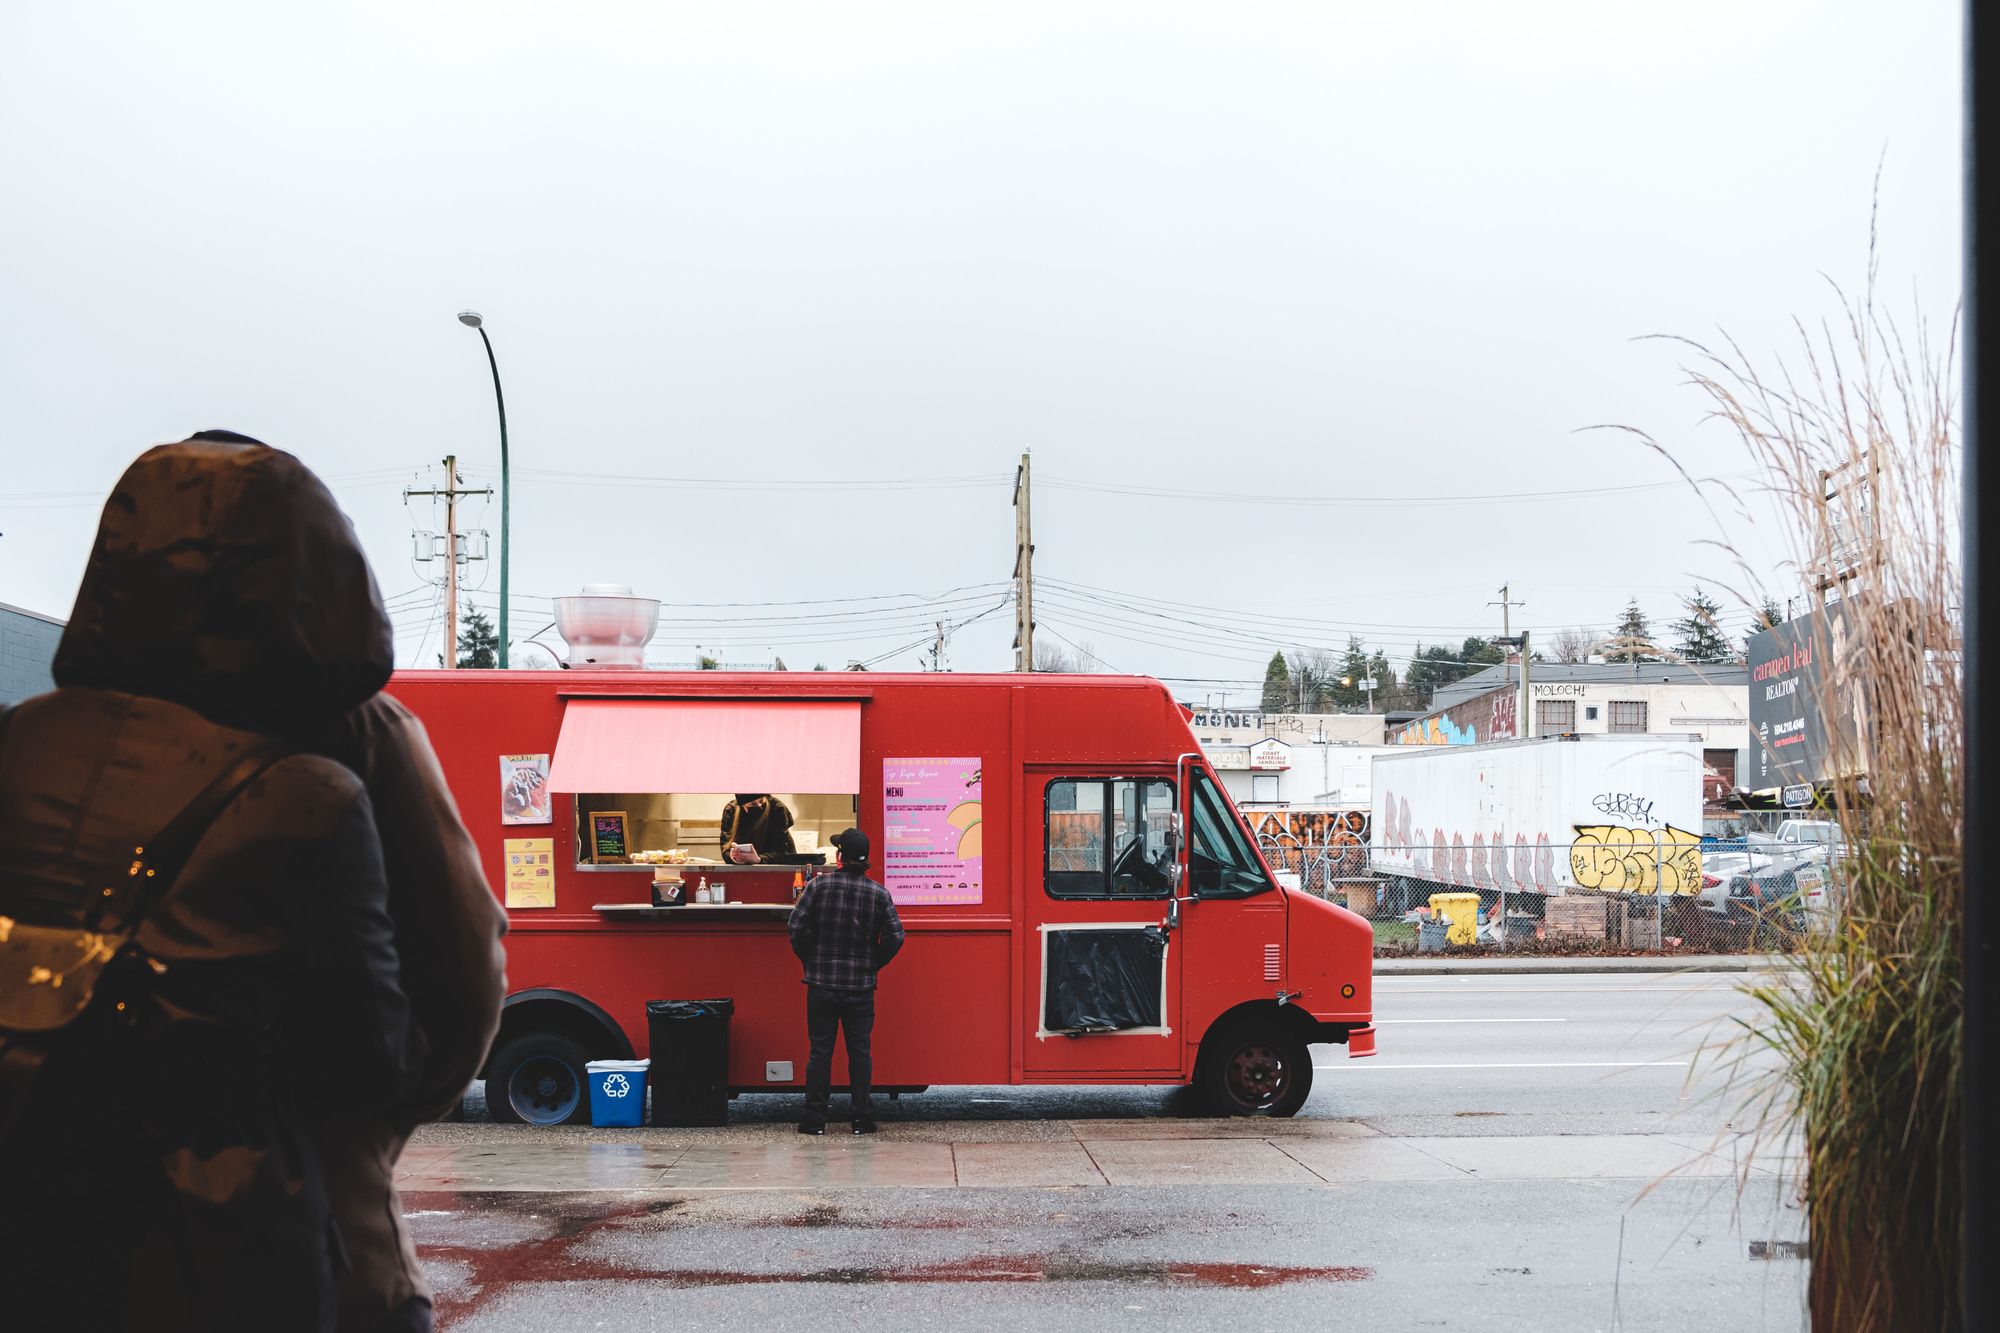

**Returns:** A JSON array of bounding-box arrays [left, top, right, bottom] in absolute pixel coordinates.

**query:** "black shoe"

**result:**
[[851, 1118, 879, 1135], [797, 1120, 825, 1135]]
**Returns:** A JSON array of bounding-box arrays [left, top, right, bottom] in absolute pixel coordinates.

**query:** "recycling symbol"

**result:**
[[602, 1073, 632, 1098]]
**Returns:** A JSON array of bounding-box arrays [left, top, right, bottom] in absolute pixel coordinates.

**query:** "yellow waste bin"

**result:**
[[1429, 892, 1481, 946]]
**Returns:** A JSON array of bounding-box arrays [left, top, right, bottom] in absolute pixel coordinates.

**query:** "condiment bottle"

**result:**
[[792, 869, 804, 901], [695, 876, 710, 904]]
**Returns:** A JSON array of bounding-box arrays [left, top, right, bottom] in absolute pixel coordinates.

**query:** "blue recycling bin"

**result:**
[[586, 1059, 651, 1127]]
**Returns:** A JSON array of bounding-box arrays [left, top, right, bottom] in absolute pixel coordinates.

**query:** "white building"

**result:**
[[1390, 662, 1751, 791], [1184, 708, 1390, 806]]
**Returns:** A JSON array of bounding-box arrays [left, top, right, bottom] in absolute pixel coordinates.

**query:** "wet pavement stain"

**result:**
[[410, 1192, 1371, 1326]]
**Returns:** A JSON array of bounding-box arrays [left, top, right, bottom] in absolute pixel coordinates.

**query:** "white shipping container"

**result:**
[[1369, 735, 1705, 897]]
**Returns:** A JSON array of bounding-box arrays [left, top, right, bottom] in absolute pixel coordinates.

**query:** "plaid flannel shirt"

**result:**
[[789, 867, 904, 990]]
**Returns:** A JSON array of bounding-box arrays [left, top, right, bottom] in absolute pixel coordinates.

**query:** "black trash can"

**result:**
[[647, 998, 734, 1126]]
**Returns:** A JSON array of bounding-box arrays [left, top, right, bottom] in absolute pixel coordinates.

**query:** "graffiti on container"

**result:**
[[1568, 823, 1703, 894], [1373, 791, 1574, 894], [1589, 791, 1658, 826]]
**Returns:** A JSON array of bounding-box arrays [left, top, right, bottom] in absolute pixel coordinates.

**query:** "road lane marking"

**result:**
[[1315, 1060, 1690, 1071], [1373, 987, 1739, 995], [1373, 1017, 1568, 1024]]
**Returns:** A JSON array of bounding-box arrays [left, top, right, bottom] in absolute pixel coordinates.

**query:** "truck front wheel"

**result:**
[[486, 1031, 593, 1125], [1196, 1021, 1314, 1117]]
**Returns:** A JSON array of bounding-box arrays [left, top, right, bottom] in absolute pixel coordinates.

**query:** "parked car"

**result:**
[[1696, 852, 1823, 937]]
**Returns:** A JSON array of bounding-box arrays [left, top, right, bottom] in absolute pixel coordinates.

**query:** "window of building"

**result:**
[[1250, 774, 1281, 803], [1535, 699, 1576, 737], [1584, 705, 1600, 721], [1608, 701, 1649, 733], [1045, 778, 1176, 898]]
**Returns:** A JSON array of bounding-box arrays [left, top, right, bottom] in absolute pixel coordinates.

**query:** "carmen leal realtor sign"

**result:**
[[1746, 599, 1870, 787]]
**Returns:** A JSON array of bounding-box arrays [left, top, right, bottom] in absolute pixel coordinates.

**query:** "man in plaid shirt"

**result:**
[[789, 828, 904, 1134]]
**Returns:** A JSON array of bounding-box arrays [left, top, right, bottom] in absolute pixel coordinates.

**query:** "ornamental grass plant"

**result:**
[[1628, 251, 1961, 1331]]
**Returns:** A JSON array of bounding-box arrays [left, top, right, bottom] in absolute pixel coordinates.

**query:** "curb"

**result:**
[[1373, 955, 1788, 976]]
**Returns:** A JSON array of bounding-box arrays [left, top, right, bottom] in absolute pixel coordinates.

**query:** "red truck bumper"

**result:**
[[1346, 1025, 1377, 1058]]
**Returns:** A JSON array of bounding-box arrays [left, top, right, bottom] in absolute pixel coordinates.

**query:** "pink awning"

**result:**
[[547, 699, 861, 794]]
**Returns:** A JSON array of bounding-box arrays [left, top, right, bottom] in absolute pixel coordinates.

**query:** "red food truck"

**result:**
[[389, 669, 1376, 1122]]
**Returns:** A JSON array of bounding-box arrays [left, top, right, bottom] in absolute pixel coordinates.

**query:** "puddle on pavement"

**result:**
[[410, 1192, 1370, 1325]]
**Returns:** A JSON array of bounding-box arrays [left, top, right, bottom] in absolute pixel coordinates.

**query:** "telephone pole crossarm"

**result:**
[[403, 454, 494, 669]]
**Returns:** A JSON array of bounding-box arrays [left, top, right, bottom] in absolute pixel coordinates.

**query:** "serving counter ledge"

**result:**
[[590, 902, 795, 920]]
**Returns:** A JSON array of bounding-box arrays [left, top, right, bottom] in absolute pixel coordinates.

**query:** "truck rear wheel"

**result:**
[[1196, 1021, 1313, 1117], [486, 1031, 593, 1125]]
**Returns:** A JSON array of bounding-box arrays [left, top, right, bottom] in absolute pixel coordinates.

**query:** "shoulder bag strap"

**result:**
[[94, 742, 299, 937]]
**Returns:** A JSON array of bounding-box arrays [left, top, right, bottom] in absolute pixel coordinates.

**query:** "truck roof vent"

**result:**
[[553, 584, 660, 669]]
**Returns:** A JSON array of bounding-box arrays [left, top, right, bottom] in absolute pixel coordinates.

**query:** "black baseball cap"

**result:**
[[831, 828, 869, 866]]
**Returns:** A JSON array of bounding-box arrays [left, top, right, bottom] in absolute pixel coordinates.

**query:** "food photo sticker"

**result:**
[[499, 753, 553, 825], [882, 757, 982, 905]]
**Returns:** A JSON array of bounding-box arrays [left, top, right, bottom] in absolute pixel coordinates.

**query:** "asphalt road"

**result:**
[[426, 971, 1804, 1331], [455, 969, 1772, 1132]]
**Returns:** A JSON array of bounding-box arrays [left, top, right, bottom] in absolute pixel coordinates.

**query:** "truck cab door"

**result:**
[[1175, 768, 1288, 1045], [1023, 772, 1184, 1076]]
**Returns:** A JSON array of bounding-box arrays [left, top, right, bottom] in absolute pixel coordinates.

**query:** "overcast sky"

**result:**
[[0, 2, 1962, 702]]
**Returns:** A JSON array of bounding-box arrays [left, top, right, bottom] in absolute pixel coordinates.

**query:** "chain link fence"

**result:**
[[1255, 826, 1839, 954]]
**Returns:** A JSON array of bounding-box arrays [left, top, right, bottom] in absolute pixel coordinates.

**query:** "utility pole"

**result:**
[[929, 620, 948, 672], [1013, 451, 1035, 672], [405, 455, 493, 669], [1491, 584, 1525, 736], [1489, 583, 1525, 639]]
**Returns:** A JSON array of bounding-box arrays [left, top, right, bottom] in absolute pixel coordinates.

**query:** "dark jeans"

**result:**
[[803, 984, 876, 1122]]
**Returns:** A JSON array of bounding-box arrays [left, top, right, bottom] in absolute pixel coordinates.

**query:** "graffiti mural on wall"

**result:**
[[1242, 808, 1371, 887], [1569, 824, 1703, 895], [1373, 794, 1705, 893], [1392, 685, 1518, 746]]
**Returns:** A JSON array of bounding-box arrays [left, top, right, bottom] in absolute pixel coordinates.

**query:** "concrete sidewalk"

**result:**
[[400, 1119, 1797, 1193], [1374, 953, 1789, 976]]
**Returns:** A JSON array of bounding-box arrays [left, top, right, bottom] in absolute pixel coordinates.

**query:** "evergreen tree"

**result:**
[[1403, 637, 1504, 698], [1260, 652, 1293, 712], [1607, 599, 1657, 663], [1672, 588, 1733, 663], [1335, 635, 1371, 708], [1366, 650, 1395, 709], [1744, 597, 1786, 658], [456, 608, 498, 669]]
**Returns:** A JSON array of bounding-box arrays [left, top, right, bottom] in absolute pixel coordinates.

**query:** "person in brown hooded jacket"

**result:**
[[0, 434, 506, 1332]]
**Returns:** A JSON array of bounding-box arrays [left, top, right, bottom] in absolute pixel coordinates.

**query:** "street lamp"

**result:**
[[458, 310, 510, 667]]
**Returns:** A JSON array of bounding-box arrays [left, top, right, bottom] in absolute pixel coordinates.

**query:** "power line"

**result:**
[[1036, 471, 1757, 509]]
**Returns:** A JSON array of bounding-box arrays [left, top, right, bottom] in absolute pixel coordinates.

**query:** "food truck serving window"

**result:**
[[1044, 778, 1175, 899], [1190, 772, 1271, 898]]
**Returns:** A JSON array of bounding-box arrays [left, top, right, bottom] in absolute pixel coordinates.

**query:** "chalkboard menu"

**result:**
[[588, 810, 629, 862]]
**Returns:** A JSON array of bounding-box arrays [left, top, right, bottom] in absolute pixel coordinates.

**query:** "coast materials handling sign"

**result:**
[[882, 756, 982, 905]]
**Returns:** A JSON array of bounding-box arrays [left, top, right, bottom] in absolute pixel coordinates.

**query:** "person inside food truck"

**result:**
[[721, 792, 797, 864]]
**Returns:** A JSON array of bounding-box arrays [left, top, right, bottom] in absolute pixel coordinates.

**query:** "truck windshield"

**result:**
[[1190, 773, 1271, 898]]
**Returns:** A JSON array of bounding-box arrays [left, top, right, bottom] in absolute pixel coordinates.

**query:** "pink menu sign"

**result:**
[[882, 756, 983, 905]]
